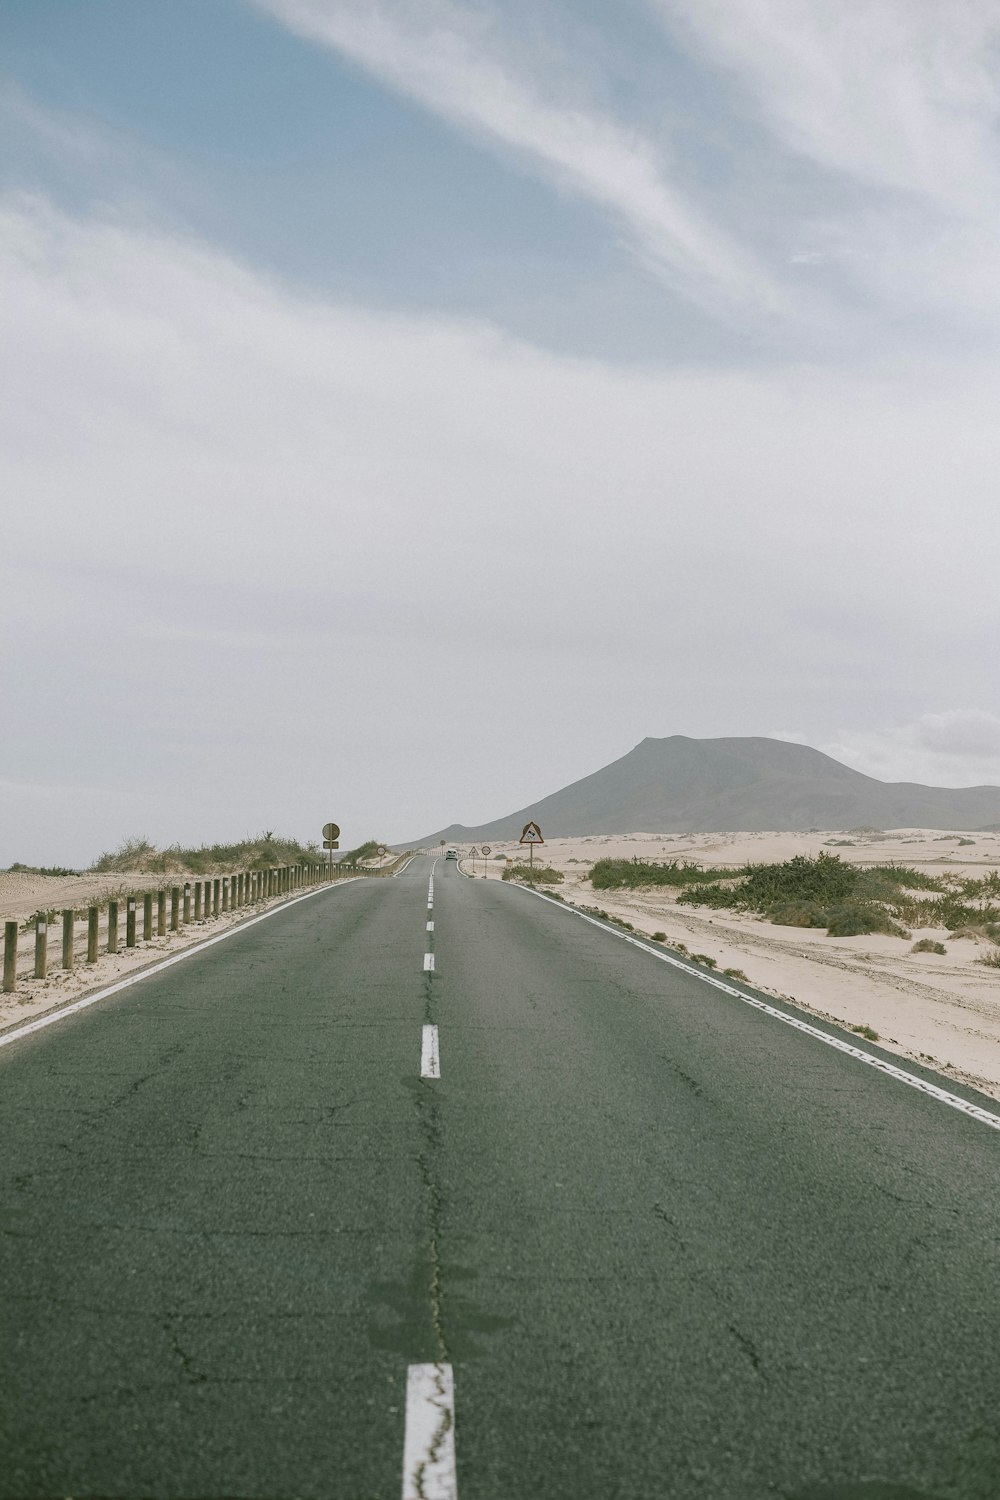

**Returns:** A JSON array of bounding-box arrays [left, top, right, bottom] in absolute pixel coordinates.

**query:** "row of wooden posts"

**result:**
[[2, 863, 331, 996]]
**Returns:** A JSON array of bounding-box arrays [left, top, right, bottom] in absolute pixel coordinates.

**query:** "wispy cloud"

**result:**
[[251, 0, 779, 314], [657, 0, 1000, 320]]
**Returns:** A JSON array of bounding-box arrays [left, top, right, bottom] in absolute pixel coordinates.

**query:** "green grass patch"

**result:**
[[850, 1024, 880, 1041]]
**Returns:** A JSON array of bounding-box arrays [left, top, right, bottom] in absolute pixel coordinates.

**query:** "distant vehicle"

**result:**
[[445, 849, 458, 860]]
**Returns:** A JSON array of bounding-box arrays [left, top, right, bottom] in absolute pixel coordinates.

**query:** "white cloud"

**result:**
[[821, 713, 1000, 789], [4, 190, 1000, 856], [250, 0, 779, 314], [657, 0, 1000, 319]]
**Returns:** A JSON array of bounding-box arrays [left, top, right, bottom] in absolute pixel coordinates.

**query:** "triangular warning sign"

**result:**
[[519, 821, 544, 845]]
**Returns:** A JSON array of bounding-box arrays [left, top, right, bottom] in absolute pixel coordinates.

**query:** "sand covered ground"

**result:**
[[456, 829, 1000, 1102]]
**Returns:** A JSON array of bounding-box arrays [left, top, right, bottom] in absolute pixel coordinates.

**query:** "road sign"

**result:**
[[322, 823, 340, 841], [481, 845, 491, 856], [469, 847, 480, 858], [519, 822, 544, 845], [377, 845, 388, 856], [323, 840, 339, 850]]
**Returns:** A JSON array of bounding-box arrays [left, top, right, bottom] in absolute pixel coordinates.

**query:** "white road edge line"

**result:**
[[514, 886, 1000, 1134], [423, 953, 435, 972], [403, 1362, 456, 1500], [0, 881, 362, 1052], [421, 1024, 441, 1079], [393, 856, 415, 877]]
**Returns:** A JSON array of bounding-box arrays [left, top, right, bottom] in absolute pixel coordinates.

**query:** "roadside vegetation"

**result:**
[[6, 862, 78, 876], [591, 858, 732, 890], [589, 851, 1000, 941], [502, 863, 564, 885], [90, 832, 322, 875], [337, 839, 381, 867]]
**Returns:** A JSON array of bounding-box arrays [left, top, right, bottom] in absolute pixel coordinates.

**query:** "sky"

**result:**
[[3, 0, 1000, 866]]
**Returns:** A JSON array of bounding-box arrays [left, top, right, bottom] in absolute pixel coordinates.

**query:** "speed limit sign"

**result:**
[[481, 845, 491, 856]]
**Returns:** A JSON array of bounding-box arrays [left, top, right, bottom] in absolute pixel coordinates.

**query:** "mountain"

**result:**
[[402, 735, 1000, 844]]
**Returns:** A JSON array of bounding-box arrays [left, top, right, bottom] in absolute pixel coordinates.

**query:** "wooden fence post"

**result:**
[[107, 901, 119, 954], [213, 879, 220, 916], [183, 883, 191, 924], [34, 913, 49, 979], [87, 907, 99, 962], [143, 893, 153, 941], [170, 888, 180, 931], [157, 890, 166, 937], [62, 909, 74, 970], [126, 898, 137, 948], [194, 882, 203, 921], [221, 877, 229, 914], [3, 921, 17, 993]]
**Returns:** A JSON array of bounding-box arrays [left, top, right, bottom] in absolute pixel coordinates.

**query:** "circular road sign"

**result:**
[[322, 822, 340, 841], [377, 845, 388, 856], [481, 845, 491, 856]]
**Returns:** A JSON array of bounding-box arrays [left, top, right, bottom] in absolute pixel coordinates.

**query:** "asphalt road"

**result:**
[[1, 855, 998, 1500]]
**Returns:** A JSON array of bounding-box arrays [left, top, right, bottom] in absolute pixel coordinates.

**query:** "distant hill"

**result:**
[[402, 735, 1000, 844]]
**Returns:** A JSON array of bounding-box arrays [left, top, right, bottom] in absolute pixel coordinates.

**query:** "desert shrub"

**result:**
[[724, 967, 747, 980], [825, 903, 908, 938], [851, 1023, 880, 1041], [912, 939, 947, 955], [650, 931, 667, 942], [766, 900, 829, 928], [691, 953, 717, 968], [501, 864, 563, 884], [977, 946, 1000, 968], [7, 863, 78, 876], [590, 857, 734, 891], [861, 864, 946, 892]]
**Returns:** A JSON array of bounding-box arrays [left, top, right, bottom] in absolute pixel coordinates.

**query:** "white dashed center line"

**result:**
[[423, 952, 435, 972], [403, 1363, 456, 1500], [420, 1024, 440, 1079], [426, 920, 434, 932]]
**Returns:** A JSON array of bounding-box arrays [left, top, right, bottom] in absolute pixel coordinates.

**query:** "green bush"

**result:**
[[724, 967, 747, 980], [650, 931, 667, 942], [766, 900, 829, 928], [502, 864, 563, 884], [851, 1023, 880, 1041], [591, 858, 734, 891], [824, 903, 908, 938], [691, 953, 717, 968], [912, 939, 947, 955]]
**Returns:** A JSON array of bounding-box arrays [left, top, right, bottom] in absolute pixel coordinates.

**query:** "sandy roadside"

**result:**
[[457, 829, 1000, 1102]]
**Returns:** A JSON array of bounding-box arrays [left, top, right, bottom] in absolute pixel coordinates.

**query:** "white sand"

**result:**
[[456, 829, 1000, 1102]]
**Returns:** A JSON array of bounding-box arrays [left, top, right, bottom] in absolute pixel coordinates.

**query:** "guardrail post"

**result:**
[[170, 887, 180, 931], [194, 882, 203, 921], [183, 883, 191, 924], [222, 877, 229, 913], [143, 893, 153, 941], [157, 890, 166, 937], [62, 909, 75, 970], [34, 913, 49, 978], [107, 901, 119, 954], [212, 878, 220, 916], [87, 907, 99, 962], [4, 921, 18, 993], [126, 898, 137, 948]]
